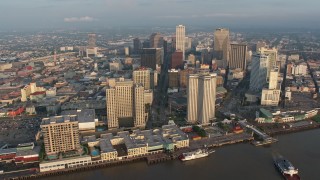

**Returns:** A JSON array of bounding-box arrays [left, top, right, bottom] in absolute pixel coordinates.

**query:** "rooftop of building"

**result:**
[[82, 125, 188, 152], [61, 109, 96, 123], [260, 108, 273, 118], [41, 115, 79, 125]]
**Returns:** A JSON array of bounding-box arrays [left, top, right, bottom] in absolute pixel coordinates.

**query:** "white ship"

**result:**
[[179, 148, 214, 161]]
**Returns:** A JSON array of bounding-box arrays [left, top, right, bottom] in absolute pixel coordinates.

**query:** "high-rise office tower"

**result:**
[[88, 34, 96, 48], [133, 85, 145, 127], [142, 40, 150, 48], [133, 38, 141, 54], [107, 80, 133, 129], [133, 68, 151, 90], [214, 28, 230, 66], [229, 44, 247, 70], [163, 40, 169, 58], [249, 54, 269, 92], [187, 73, 217, 124], [187, 74, 199, 123], [40, 117, 81, 155], [185, 37, 192, 51], [140, 48, 163, 70], [168, 69, 180, 88], [176, 25, 186, 60], [106, 80, 146, 129], [150, 33, 163, 48], [258, 47, 278, 78], [171, 51, 183, 69]]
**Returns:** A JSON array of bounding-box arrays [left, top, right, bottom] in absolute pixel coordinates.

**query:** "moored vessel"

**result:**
[[179, 148, 214, 161]]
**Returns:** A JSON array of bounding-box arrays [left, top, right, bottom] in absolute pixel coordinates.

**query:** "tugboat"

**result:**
[[274, 155, 300, 180], [179, 148, 215, 161]]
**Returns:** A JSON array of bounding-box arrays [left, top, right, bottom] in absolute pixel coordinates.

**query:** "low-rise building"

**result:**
[[39, 156, 92, 172], [82, 125, 189, 161]]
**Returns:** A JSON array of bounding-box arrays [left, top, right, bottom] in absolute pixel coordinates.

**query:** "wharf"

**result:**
[[3, 157, 145, 180], [4, 134, 254, 180], [262, 122, 320, 136], [189, 133, 254, 149]]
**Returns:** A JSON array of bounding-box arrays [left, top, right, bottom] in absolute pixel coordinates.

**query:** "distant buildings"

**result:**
[[60, 46, 73, 52], [150, 33, 163, 48], [185, 37, 192, 51], [229, 44, 247, 70], [290, 62, 308, 76], [133, 38, 142, 54], [87, 33, 98, 57], [214, 28, 230, 66], [187, 54, 196, 65], [88, 34, 96, 48], [187, 73, 217, 124], [21, 82, 46, 102], [255, 41, 267, 52], [40, 116, 81, 155], [176, 25, 186, 59]]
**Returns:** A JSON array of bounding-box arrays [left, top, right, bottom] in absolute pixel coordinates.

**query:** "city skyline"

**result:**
[[1, 1, 320, 178], [1, 0, 320, 30]]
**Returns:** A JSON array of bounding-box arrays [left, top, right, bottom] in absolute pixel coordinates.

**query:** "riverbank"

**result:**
[[3, 126, 319, 180], [3, 133, 254, 180]]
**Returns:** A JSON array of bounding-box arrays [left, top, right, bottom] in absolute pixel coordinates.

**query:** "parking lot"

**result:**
[[0, 117, 41, 145]]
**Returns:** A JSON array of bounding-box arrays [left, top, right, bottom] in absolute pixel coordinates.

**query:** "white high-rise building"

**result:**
[[133, 68, 151, 90], [187, 73, 216, 125], [250, 54, 269, 92], [187, 74, 199, 123], [106, 80, 146, 129], [268, 68, 279, 90], [258, 47, 278, 78], [261, 67, 281, 106], [176, 25, 186, 60], [134, 85, 145, 127]]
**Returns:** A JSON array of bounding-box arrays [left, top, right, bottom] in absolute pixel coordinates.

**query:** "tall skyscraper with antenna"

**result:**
[[176, 25, 186, 60]]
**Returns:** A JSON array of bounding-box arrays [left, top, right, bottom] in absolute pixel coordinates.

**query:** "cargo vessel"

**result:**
[[179, 148, 214, 161], [274, 155, 300, 180]]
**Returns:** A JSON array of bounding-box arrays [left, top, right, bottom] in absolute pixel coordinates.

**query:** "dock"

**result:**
[[3, 133, 255, 179], [189, 133, 254, 149]]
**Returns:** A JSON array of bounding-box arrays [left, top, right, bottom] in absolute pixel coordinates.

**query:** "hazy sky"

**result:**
[[0, 0, 319, 30]]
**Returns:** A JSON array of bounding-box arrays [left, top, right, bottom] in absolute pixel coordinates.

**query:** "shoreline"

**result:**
[[3, 125, 320, 180]]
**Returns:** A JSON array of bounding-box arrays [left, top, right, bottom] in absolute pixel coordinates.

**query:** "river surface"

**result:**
[[42, 129, 320, 180]]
